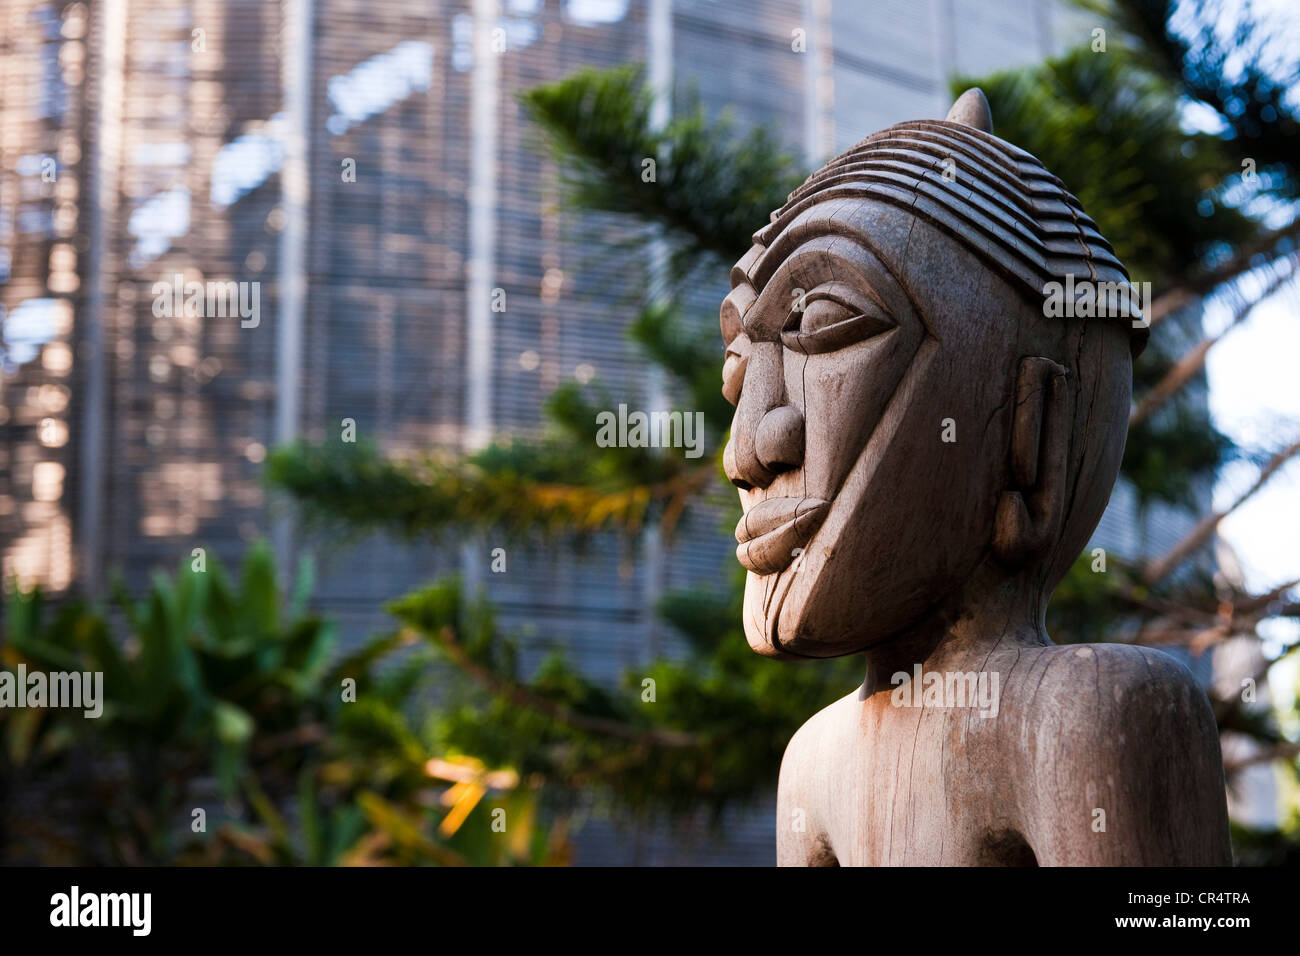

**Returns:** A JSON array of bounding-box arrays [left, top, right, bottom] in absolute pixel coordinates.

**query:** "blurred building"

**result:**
[[3, 0, 1230, 863]]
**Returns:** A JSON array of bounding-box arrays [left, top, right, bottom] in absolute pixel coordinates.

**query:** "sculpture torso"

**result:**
[[776, 636, 1231, 866]]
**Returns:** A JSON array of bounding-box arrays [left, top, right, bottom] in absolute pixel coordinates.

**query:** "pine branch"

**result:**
[[1132, 254, 1299, 425], [1224, 740, 1300, 774], [413, 624, 700, 750], [1112, 0, 1300, 199], [521, 65, 805, 268], [1232, 577, 1300, 615], [1209, 634, 1300, 742], [968, 45, 1259, 286], [1143, 436, 1300, 584], [1147, 219, 1300, 328], [268, 440, 715, 542]]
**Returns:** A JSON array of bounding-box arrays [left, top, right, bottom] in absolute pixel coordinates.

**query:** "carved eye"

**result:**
[[781, 293, 894, 354], [722, 332, 751, 406]]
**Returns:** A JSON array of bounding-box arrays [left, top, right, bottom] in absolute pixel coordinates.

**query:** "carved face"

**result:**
[[721, 199, 1082, 659], [722, 99, 1139, 660]]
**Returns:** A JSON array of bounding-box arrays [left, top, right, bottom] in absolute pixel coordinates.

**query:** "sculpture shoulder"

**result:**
[[780, 688, 858, 785], [776, 690, 856, 866], [1013, 641, 1216, 738], [1008, 641, 1231, 864]]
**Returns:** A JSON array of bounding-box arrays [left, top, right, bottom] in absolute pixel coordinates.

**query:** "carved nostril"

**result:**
[[755, 406, 804, 473], [722, 439, 754, 490]]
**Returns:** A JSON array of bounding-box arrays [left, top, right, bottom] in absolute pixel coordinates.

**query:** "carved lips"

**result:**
[[735, 496, 829, 574]]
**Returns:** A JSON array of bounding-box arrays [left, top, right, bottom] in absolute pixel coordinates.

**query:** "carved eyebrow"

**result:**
[[751, 237, 888, 316], [723, 212, 917, 347], [729, 242, 766, 290], [750, 201, 863, 292], [720, 281, 755, 347], [741, 231, 932, 344], [721, 243, 767, 347]]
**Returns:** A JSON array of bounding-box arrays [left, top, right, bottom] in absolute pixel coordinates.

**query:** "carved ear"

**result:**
[[993, 356, 1071, 565]]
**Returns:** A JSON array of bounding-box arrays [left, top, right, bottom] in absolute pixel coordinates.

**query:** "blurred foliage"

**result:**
[[1120, 408, 1233, 509], [1229, 822, 1300, 867], [0, 544, 561, 865], [973, 0, 1300, 518], [269, 368, 719, 546], [395, 575, 857, 819], [521, 64, 805, 277], [269, 437, 706, 543], [1109, 0, 1300, 203]]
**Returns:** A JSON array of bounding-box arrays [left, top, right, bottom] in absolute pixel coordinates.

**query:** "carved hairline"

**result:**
[[749, 117, 1148, 357]]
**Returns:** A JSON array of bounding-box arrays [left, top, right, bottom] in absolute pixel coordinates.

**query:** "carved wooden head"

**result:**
[[721, 90, 1148, 660]]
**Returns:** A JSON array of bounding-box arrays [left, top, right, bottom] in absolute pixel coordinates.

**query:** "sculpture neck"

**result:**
[[857, 556, 1050, 699]]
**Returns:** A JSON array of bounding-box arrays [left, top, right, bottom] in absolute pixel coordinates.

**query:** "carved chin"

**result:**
[[742, 564, 802, 658], [738, 479, 870, 659], [738, 506, 828, 657]]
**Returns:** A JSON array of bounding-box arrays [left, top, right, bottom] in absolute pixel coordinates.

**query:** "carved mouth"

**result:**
[[735, 496, 829, 574]]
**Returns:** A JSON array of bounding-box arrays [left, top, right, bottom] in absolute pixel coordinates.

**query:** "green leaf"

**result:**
[[213, 701, 255, 746]]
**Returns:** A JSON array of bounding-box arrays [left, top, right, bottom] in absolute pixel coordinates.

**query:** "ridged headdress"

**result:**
[[755, 89, 1147, 355]]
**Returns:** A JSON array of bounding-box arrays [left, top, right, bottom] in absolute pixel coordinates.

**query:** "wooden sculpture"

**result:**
[[720, 89, 1232, 866]]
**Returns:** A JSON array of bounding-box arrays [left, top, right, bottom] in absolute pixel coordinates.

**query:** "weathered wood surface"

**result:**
[[720, 89, 1231, 866]]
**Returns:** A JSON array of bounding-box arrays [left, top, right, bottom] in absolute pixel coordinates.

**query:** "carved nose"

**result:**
[[724, 340, 804, 490], [725, 403, 805, 490], [755, 406, 804, 472], [722, 405, 800, 494]]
